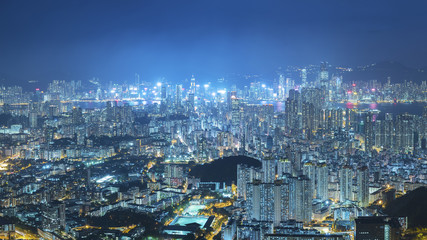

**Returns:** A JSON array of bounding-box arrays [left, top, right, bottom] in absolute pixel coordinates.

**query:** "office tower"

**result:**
[[316, 162, 329, 201], [188, 93, 195, 114], [227, 91, 237, 111], [357, 166, 369, 207], [190, 75, 196, 94], [284, 78, 295, 99], [262, 157, 276, 183], [340, 166, 353, 202], [301, 68, 307, 88], [319, 62, 329, 86]]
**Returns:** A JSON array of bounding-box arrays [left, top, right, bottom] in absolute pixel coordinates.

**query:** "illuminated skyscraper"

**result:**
[[340, 166, 353, 202], [316, 162, 329, 201], [175, 84, 182, 110], [357, 166, 369, 207], [190, 75, 196, 94], [278, 74, 285, 100], [319, 62, 329, 86], [301, 68, 307, 87], [294, 175, 313, 223], [302, 162, 316, 198], [274, 179, 291, 226], [364, 112, 374, 154], [231, 96, 240, 131], [237, 164, 261, 200], [262, 157, 276, 183]]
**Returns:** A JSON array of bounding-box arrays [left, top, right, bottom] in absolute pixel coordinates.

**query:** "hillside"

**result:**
[[384, 187, 427, 228], [342, 61, 427, 84], [189, 156, 261, 185]]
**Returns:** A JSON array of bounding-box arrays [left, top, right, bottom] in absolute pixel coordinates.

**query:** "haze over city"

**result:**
[[1, 0, 427, 87]]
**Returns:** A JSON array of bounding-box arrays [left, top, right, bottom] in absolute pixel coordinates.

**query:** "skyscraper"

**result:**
[[262, 157, 276, 183], [319, 62, 329, 86], [364, 112, 374, 154], [302, 162, 316, 199], [316, 162, 329, 201], [273, 179, 290, 226], [237, 164, 261, 200], [357, 166, 369, 207], [340, 166, 353, 203], [175, 84, 182, 110], [294, 175, 313, 223], [301, 68, 307, 87], [278, 74, 285, 100]]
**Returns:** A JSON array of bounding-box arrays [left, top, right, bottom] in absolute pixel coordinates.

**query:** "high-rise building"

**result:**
[[160, 83, 168, 112], [278, 74, 285, 100], [42, 201, 66, 231], [29, 111, 38, 128], [188, 93, 195, 114], [302, 162, 316, 199], [340, 166, 353, 203], [301, 68, 307, 87], [395, 113, 415, 151], [316, 162, 329, 201], [273, 179, 290, 226], [294, 175, 313, 223], [231, 96, 240, 131], [71, 107, 84, 125], [319, 62, 329, 86], [262, 157, 276, 183], [175, 84, 182, 110], [357, 166, 369, 207], [237, 164, 261, 200], [246, 180, 262, 220], [277, 159, 292, 179], [190, 75, 196, 94], [365, 112, 374, 153]]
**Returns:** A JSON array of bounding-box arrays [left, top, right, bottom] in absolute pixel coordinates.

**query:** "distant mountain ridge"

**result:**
[[341, 61, 427, 84]]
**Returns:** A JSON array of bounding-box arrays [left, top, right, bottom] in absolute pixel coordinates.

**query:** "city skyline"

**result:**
[[0, 1, 426, 239]]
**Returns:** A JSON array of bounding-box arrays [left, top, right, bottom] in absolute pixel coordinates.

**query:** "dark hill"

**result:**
[[189, 156, 261, 185], [384, 187, 427, 228], [342, 61, 427, 84]]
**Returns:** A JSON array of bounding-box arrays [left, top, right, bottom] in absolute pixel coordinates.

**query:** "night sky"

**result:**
[[1, 0, 426, 86]]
